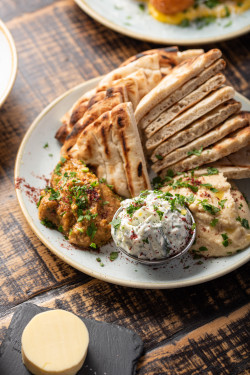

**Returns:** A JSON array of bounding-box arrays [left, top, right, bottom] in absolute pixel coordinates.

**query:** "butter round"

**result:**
[[21, 310, 89, 375]]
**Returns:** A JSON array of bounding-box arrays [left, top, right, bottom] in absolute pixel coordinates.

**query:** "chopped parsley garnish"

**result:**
[[96, 257, 101, 262], [236, 216, 249, 229], [205, 0, 220, 8], [138, 3, 145, 11], [91, 181, 99, 187], [155, 154, 163, 160], [110, 217, 121, 229], [180, 18, 190, 27], [198, 199, 220, 215], [224, 5, 230, 17], [77, 210, 98, 222], [210, 218, 218, 227], [191, 223, 196, 230], [109, 252, 119, 261], [194, 15, 216, 29], [142, 237, 149, 244], [200, 183, 218, 193], [221, 233, 229, 247], [205, 167, 219, 175], [58, 225, 63, 233], [41, 218, 56, 229], [187, 147, 203, 156], [87, 222, 97, 239], [99, 178, 106, 183], [199, 246, 208, 252], [171, 178, 198, 193], [77, 227, 84, 233], [154, 206, 164, 220], [48, 188, 60, 201], [43, 142, 49, 149], [126, 199, 144, 217], [49, 153, 53, 157], [60, 156, 66, 163], [37, 196, 43, 208], [219, 199, 227, 209], [102, 201, 109, 206], [90, 242, 97, 249]]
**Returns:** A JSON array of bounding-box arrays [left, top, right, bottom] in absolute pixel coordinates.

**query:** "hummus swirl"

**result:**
[[162, 172, 250, 257]]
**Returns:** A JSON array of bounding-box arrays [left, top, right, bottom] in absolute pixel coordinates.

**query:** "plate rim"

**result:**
[[74, 0, 250, 45], [0, 19, 18, 108], [15, 78, 250, 289]]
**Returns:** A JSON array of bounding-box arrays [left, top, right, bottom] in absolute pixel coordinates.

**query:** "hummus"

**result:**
[[38, 157, 121, 248], [162, 172, 250, 257]]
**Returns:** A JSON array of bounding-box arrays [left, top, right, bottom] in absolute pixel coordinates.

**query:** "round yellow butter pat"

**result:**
[[21, 310, 89, 375]]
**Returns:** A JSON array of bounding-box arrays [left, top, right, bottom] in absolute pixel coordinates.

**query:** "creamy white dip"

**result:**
[[111, 191, 193, 260]]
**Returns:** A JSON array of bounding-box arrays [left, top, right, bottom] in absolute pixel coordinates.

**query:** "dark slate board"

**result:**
[[0, 303, 143, 375]]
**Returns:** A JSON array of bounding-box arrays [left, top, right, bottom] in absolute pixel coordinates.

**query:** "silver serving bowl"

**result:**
[[111, 206, 196, 266]]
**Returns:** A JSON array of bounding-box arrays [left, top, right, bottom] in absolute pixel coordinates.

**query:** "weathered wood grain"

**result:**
[[0, 0, 249, 373]]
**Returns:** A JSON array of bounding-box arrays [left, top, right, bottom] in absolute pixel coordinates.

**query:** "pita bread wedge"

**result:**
[[69, 111, 130, 197], [151, 99, 241, 163], [146, 86, 235, 152], [139, 59, 226, 131], [145, 73, 226, 138], [111, 103, 151, 197], [97, 53, 161, 92], [152, 112, 248, 173], [61, 86, 128, 155], [194, 145, 250, 179], [135, 49, 222, 123], [160, 121, 250, 176]]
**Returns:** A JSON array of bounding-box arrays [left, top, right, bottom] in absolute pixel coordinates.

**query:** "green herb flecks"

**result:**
[[87, 222, 97, 239], [187, 147, 203, 156], [43, 142, 49, 149], [109, 252, 119, 261], [221, 233, 230, 247], [210, 218, 218, 227], [110, 217, 121, 230], [198, 199, 220, 215], [41, 218, 56, 229], [219, 199, 227, 209], [236, 216, 249, 229]]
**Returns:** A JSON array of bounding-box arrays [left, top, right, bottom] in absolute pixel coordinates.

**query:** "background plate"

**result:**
[[74, 0, 250, 45], [0, 19, 17, 108], [15, 77, 250, 289]]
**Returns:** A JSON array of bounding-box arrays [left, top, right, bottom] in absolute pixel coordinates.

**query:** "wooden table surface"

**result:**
[[0, 1, 250, 374]]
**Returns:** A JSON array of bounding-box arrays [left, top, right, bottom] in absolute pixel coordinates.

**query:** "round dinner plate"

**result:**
[[15, 77, 250, 289], [0, 19, 17, 108], [74, 0, 250, 45]]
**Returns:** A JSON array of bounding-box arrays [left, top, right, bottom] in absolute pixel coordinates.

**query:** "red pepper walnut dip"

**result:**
[[38, 157, 121, 249]]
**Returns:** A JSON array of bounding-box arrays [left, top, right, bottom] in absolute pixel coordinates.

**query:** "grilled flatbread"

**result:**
[[146, 86, 235, 151], [152, 112, 248, 173], [111, 103, 151, 197], [145, 73, 226, 138], [160, 121, 250, 176], [69, 103, 150, 197], [151, 99, 241, 162], [97, 53, 161, 92], [61, 86, 128, 155], [139, 59, 226, 131], [135, 49, 222, 123]]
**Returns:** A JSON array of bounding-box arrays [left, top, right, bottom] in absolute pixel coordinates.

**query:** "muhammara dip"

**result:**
[[38, 157, 121, 248], [161, 171, 250, 257]]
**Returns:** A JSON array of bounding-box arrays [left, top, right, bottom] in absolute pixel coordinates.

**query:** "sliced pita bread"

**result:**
[[152, 112, 248, 173], [146, 86, 235, 151], [135, 49, 222, 123], [111, 103, 151, 197], [61, 86, 128, 155], [97, 54, 161, 92], [160, 122, 250, 176], [139, 59, 226, 131], [151, 99, 241, 162], [145, 73, 226, 138], [195, 166, 250, 179], [212, 144, 250, 167]]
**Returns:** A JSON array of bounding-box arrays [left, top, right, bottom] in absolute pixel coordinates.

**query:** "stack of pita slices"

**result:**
[[55, 47, 250, 198]]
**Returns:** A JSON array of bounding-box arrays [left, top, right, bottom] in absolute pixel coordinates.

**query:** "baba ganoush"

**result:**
[[38, 157, 121, 248], [111, 190, 194, 260], [161, 170, 250, 257]]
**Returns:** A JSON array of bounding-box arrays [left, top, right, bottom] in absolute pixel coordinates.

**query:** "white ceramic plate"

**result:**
[[15, 77, 250, 289], [74, 0, 250, 45], [0, 19, 17, 108]]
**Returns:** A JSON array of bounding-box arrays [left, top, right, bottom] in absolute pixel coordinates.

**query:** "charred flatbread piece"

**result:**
[[160, 122, 250, 176], [97, 53, 162, 92], [111, 103, 151, 197], [135, 49, 222, 123], [152, 112, 248, 173], [61, 86, 128, 155], [145, 72, 226, 138], [69, 103, 150, 197], [139, 59, 226, 131], [151, 99, 241, 163], [146, 86, 235, 151]]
